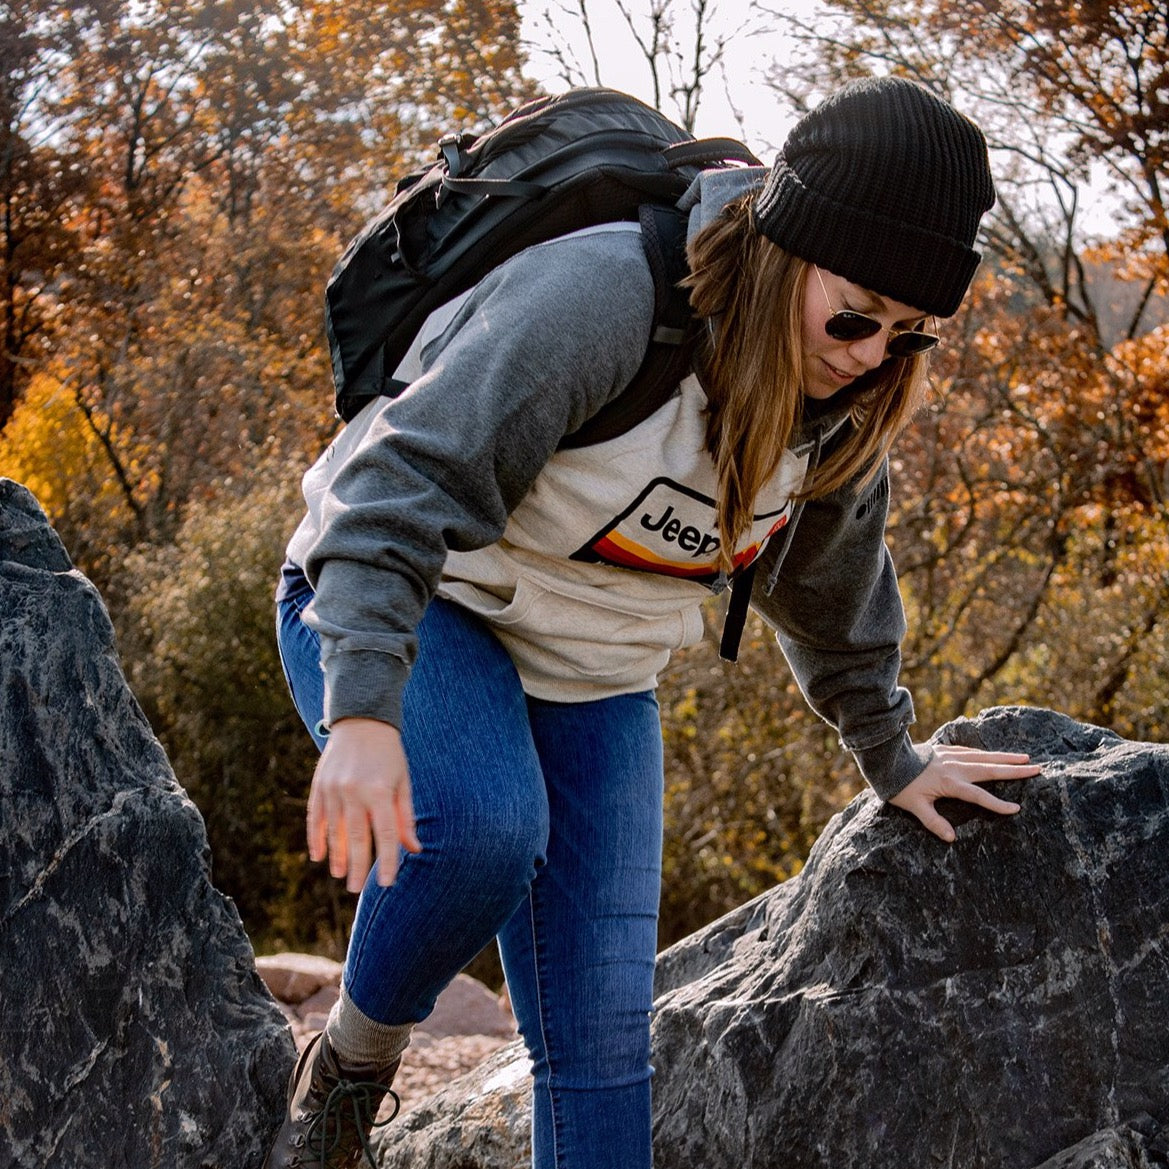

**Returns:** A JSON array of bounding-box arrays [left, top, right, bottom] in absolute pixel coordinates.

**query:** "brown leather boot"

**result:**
[[264, 1032, 401, 1169]]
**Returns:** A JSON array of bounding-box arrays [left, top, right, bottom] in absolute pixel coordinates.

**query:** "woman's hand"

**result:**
[[889, 743, 1041, 843], [306, 717, 423, 893]]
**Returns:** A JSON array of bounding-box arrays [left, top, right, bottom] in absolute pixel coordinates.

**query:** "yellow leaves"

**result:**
[[672, 687, 699, 721], [656, 615, 859, 945], [0, 370, 139, 534]]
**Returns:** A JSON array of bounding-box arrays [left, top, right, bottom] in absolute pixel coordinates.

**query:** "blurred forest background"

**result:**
[[1, 0, 1166, 962]]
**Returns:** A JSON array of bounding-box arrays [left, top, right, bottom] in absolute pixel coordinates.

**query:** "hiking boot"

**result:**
[[264, 1031, 401, 1169]]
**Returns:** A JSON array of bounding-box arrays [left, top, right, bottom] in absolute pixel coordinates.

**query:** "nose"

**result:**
[[847, 331, 889, 370]]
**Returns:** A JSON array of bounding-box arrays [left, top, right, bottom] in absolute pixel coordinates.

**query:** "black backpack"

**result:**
[[324, 87, 759, 439]]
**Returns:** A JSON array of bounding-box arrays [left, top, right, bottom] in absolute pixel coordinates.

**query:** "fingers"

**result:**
[[932, 745, 1030, 760], [930, 744, 1042, 779], [345, 800, 373, 894], [369, 787, 414, 888], [955, 781, 1021, 815], [368, 780, 422, 888], [912, 779, 1018, 844], [327, 790, 351, 883], [894, 781, 1003, 844], [890, 742, 1043, 843], [911, 800, 958, 844], [370, 801, 400, 889], [958, 763, 1040, 786], [927, 745, 1041, 794], [306, 766, 328, 864], [304, 720, 419, 891], [396, 782, 422, 855]]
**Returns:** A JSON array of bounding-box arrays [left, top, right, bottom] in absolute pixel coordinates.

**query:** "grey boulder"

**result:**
[[375, 706, 1169, 1169], [0, 480, 295, 1169]]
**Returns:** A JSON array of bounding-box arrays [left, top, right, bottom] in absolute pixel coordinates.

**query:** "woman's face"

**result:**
[[801, 266, 930, 400]]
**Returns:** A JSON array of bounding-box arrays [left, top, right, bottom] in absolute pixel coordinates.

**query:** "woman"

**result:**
[[267, 77, 1039, 1169]]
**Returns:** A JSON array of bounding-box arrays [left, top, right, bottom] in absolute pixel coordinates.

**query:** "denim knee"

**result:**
[[416, 779, 550, 897]]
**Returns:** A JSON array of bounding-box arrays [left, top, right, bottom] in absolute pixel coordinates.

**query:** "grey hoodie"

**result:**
[[287, 167, 928, 800]]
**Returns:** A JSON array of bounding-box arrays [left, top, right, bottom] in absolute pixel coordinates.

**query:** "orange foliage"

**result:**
[[1, 0, 535, 559]]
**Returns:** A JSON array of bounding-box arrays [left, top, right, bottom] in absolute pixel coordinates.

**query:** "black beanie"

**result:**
[[754, 77, 995, 318]]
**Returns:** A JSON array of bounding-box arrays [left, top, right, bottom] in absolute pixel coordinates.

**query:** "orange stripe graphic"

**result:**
[[595, 530, 764, 578]]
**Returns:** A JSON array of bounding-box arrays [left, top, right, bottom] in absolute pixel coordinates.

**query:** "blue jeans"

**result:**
[[276, 571, 663, 1169]]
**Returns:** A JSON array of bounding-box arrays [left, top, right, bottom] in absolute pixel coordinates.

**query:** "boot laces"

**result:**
[[304, 1076, 401, 1169]]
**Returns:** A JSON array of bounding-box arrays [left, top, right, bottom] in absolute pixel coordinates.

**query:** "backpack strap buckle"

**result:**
[[438, 132, 475, 178]]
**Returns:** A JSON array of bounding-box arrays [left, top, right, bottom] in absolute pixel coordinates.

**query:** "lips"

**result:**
[[822, 357, 860, 382]]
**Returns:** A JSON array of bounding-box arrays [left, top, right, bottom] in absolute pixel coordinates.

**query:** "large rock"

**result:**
[[0, 481, 296, 1169], [1031, 1126, 1169, 1169], [418, 973, 516, 1041], [256, 951, 344, 1004], [378, 1042, 532, 1168], [373, 706, 1169, 1168]]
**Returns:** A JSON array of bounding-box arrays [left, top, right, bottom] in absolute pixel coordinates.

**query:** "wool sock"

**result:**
[[325, 985, 413, 1074]]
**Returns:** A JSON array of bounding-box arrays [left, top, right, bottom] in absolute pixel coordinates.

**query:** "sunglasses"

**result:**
[[814, 266, 939, 358]]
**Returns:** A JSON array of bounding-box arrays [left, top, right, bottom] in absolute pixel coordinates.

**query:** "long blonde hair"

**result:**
[[685, 192, 929, 572]]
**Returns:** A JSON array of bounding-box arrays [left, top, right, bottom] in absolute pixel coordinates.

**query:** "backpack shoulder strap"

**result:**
[[718, 561, 757, 663], [559, 203, 698, 450]]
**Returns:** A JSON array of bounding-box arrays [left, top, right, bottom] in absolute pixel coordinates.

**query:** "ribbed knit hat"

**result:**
[[754, 77, 995, 317]]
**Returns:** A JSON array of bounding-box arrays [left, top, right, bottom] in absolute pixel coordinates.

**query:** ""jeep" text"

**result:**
[[640, 504, 720, 558]]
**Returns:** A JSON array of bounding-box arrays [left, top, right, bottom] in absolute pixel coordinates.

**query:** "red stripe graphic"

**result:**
[[593, 528, 775, 579]]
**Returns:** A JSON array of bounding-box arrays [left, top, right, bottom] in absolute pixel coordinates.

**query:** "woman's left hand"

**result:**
[[888, 743, 1041, 842]]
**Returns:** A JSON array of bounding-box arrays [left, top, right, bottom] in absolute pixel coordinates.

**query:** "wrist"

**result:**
[[322, 649, 409, 730], [855, 731, 932, 801]]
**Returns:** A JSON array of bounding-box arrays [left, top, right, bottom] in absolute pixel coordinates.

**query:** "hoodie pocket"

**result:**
[[502, 575, 704, 678], [437, 578, 540, 627]]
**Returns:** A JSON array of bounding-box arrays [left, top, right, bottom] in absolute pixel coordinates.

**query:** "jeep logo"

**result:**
[[640, 504, 721, 559]]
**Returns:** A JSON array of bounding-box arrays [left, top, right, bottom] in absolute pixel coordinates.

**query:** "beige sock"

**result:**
[[325, 985, 413, 1074]]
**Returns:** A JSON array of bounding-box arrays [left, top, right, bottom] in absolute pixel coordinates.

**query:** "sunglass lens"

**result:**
[[887, 331, 939, 357], [824, 311, 881, 342]]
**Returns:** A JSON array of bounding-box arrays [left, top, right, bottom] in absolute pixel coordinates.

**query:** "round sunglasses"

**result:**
[[814, 266, 939, 357]]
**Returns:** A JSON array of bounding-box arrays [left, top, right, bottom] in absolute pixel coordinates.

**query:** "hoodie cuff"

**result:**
[[322, 649, 409, 731], [853, 730, 933, 802]]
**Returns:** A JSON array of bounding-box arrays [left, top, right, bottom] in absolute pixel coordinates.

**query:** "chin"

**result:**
[[804, 381, 845, 401]]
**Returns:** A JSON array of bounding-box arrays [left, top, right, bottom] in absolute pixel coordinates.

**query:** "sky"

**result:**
[[514, 1, 1124, 243], [515, 1, 825, 161]]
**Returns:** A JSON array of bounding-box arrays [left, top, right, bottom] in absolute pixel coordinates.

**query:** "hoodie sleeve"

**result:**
[[749, 457, 930, 801], [300, 228, 656, 729]]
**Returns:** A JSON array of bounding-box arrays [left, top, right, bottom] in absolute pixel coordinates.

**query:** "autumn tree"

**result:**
[[754, 0, 1169, 733], [1, 0, 535, 566], [0, 1, 90, 428], [0, 0, 537, 947]]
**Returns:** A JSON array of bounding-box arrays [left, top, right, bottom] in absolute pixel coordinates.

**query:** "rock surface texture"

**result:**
[[0, 481, 295, 1169], [374, 706, 1169, 1169]]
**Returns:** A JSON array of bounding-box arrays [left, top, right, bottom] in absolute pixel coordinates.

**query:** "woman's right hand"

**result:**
[[306, 717, 422, 893]]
